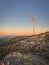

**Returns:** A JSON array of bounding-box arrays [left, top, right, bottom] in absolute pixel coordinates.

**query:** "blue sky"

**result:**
[[0, 0, 49, 36]]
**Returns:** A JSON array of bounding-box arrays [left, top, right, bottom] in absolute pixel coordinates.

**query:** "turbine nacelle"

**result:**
[[29, 16, 37, 22]]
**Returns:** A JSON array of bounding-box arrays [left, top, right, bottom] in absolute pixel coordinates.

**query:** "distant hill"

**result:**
[[0, 36, 16, 45], [0, 36, 16, 39], [0, 38, 10, 45]]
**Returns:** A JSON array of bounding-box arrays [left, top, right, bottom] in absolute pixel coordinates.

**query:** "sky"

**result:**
[[0, 0, 49, 36]]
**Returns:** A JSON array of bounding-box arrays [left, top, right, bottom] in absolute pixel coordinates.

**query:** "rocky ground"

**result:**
[[0, 31, 49, 65]]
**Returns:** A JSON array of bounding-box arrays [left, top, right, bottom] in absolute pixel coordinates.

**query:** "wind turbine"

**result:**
[[30, 15, 37, 35]]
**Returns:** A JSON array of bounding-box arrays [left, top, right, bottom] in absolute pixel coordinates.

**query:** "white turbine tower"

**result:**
[[30, 16, 37, 35]]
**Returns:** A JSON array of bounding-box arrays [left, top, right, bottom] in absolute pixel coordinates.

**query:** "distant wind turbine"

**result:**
[[29, 15, 37, 35]]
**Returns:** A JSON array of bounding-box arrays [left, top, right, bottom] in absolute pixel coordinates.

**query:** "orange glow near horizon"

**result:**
[[0, 30, 38, 36], [0, 28, 48, 36]]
